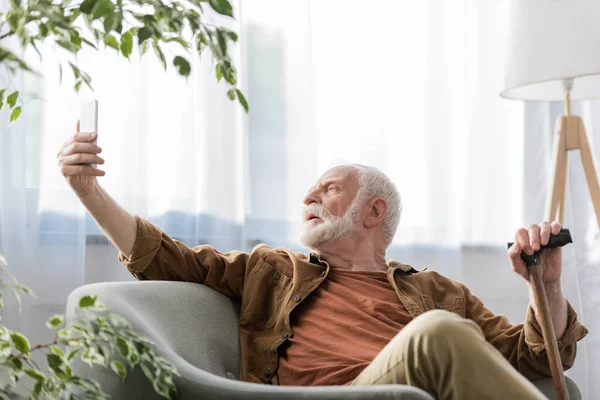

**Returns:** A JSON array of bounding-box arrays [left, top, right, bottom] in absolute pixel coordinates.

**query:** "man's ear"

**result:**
[[364, 198, 387, 228]]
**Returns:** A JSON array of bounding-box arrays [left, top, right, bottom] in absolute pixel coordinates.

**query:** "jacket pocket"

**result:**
[[421, 295, 466, 317], [241, 259, 290, 329]]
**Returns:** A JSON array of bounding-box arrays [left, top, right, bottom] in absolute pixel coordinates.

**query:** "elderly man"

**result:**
[[58, 127, 587, 399]]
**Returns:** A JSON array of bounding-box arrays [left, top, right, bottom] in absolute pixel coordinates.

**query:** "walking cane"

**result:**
[[508, 229, 573, 400]]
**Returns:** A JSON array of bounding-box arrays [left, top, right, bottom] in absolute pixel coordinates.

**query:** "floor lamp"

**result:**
[[501, 1, 600, 399]]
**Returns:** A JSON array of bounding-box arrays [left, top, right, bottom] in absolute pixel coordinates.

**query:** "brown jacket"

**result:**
[[119, 216, 588, 385]]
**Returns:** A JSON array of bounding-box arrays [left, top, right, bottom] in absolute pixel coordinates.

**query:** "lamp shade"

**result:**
[[501, 0, 600, 101]]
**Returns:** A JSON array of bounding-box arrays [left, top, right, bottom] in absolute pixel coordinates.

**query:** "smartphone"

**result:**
[[80, 99, 98, 167]]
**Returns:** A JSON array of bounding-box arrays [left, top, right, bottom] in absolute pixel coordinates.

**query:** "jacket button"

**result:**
[[282, 333, 289, 339], [264, 369, 272, 377], [435, 303, 443, 309], [272, 272, 280, 280], [320, 270, 326, 277], [294, 295, 301, 302]]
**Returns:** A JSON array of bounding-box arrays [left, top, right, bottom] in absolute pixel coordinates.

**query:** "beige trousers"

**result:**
[[351, 310, 546, 400]]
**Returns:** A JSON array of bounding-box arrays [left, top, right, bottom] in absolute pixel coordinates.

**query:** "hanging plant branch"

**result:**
[[0, 0, 247, 126]]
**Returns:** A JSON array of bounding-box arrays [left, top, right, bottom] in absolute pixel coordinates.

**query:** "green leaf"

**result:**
[[69, 31, 83, 49], [24, 368, 46, 382], [57, 329, 70, 338], [195, 33, 208, 54], [79, 0, 97, 14], [7, 91, 18, 108], [127, 350, 139, 367], [116, 337, 129, 358], [71, 324, 89, 335], [45, 352, 72, 380], [46, 315, 64, 329], [216, 29, 227, 56], [226, 88, 236, 101], [0, 341, 11, 357], [46, 353, 62, 374], [187, 10, 200, 32], [236, 89, 248, 112], [103, 10, 115, 32], [173, 56, 191, 76], [110, 360, 126, 379], [10, 357, 23, 370], [92, 0, 114, 20], [138, 26, 152, 45], [104, 35, 119, 50], [140, 40, 150, 56], [78, 295, 97, 309], [208, 0, 233, 17], [67, 348, 81, 362], [0, 327, 10, 341], [57, 39, 78, 52], [120, 31, 133, 58], [215, 64, 223, 81], [153, 43, 166, 70], [7, 285, 22, 309], [115, 11, 123, 33], [0, 89, 5, 110], [33, 381, 42, 397], [140, 363, 153, 381], [10, 331, 29, 353], [164, 36, 190, 50], [49, 345, 64, 358], [81, 348, 106, 367], [82, 37, 99, 50], [154, 356, 179, 375], [224, 63, 236, 85], [14, 283, 34, 297], [38, 23, 49, 38], [225, 30, 238, 42]]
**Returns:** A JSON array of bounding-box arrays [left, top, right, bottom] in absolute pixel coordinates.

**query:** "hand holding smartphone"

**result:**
[[80, 100, 98, 167], [56, 99, 105, 198]]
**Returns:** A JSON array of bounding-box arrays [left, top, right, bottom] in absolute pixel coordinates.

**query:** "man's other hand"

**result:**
[[507, 221, 562, 285]]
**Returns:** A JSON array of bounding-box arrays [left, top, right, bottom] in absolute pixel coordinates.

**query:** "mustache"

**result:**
[[303, 203, 334, 221]]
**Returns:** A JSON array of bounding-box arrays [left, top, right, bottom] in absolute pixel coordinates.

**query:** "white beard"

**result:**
[[300, 199, 361, 248]]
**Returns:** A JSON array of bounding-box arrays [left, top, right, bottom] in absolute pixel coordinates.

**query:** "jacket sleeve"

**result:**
[[118, 215, 248, 299], [464, 286, 588, 380]]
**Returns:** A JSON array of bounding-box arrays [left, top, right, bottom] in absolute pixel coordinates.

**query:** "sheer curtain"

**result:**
[[1, 0, 595, 395], [243, 0, 524, 249]]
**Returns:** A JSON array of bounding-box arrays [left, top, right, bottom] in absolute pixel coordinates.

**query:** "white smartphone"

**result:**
[[80, 99, 98, 167]]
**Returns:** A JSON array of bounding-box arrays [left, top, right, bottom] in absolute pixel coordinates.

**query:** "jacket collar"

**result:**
[[309, 252, 420, 274]]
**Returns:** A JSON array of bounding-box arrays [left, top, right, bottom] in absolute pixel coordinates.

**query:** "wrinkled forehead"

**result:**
[[309, 165, 359, 191]]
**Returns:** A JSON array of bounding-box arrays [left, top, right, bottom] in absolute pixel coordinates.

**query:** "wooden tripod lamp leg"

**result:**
[[545, 117, 569, 225], [539, 116, 571, 400]]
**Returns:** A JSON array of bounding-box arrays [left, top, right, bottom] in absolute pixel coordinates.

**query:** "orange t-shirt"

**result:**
[[277, 268, 413, 386]]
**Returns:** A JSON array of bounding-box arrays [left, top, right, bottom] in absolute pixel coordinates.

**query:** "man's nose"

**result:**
[[303, 191, 321, 206]]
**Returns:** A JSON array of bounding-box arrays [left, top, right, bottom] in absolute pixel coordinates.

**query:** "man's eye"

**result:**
[[328, 185, 336, 192]]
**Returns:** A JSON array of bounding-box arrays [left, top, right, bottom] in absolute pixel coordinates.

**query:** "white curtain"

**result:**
[[242, 0, 524, 248], [1, 0, 596, 396]]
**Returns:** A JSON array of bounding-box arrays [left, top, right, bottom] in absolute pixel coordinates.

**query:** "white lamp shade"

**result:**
[[501, 0, 600, 101]]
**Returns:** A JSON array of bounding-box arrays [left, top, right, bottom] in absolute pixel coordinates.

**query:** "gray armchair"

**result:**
[[66, 281, 581, 400]]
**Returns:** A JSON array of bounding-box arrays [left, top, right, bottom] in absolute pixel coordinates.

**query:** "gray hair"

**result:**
[[350, 164, 402, 247]]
